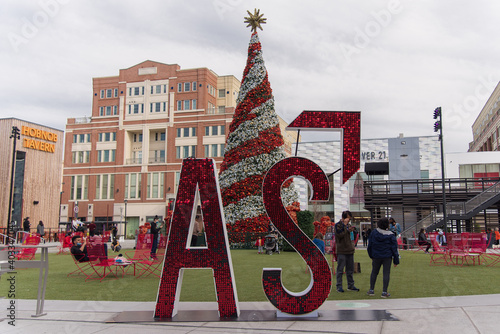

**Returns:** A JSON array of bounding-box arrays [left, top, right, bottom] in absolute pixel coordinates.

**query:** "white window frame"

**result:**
[[147, 172, 164, 199]]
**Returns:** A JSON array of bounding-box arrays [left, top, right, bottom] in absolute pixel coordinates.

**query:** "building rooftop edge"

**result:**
[[0, 117, 64, 132]]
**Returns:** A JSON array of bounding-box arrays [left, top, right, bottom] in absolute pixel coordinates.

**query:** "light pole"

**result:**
[[124, 199, 128, 224], [434, 107, 447, 232], [7, 126, 20, 243]]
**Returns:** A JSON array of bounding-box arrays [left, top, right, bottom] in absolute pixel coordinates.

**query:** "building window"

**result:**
[[218, 106, 225, 114], [95, 174, 115, 200], [204, 144, 225, 157], [125, 173, 141, 199], [150, 150, 165, 163], [208, 85, 215, 96], [207, 102, 215, 114], [183, 82, 190, 92], [98, 132, 116, 142], [100, 90, 104, 99], [204, 125, 225, 136], [192, 99, 197, 109], [128, 86, 144, 96], [114, 88, 118, 97], [147, 172, 164, 199], [72, 151, 90, 164], [177, 83, 182, 92], [150, 102, 166, 112], [177, 100, 182, 110], [70, 175, 89, 200], [184, 100, 190, 110], [192, 82, 197, 91], [218, 89, 225, 98], [128, 103, 144, 114], [155, 132, 165, 141], [97, 149, 116, 162], [133, 133, 143, 142], [101, 106, 118, 116], [176, 127, 196, 138], [176, 145, 196, 158]]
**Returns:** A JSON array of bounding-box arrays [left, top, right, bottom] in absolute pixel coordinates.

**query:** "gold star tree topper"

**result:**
[[244, 9, 267, 32]]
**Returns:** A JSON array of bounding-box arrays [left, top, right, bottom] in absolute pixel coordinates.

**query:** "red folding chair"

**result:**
[[16, 235, 40, 260], [125, 234, 163, 278], [447, 233, 469, 266], [86, 242, 118, 282], [57, 232, 71, 254], [429, 238, 448, 266], [467, 233, 487, 265], [483, 249, 500, 267], [68, 253, 93, 278]]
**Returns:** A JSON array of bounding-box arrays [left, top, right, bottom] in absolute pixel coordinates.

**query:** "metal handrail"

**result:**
[[0, 233, 15, 244], [401, 212, 435, 238], [446, 180, 500, 215]]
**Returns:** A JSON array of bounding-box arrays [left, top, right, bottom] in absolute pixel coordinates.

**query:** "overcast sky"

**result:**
[[2, 0, 500, 153]]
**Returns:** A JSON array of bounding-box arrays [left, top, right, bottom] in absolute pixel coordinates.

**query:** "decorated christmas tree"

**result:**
[[219, 9, 297, 243]]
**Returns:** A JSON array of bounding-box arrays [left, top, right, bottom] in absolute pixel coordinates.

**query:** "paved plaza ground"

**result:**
[[1, 294, 499, 333]]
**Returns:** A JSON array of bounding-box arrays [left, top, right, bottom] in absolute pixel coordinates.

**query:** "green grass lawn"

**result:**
[[2, 249, 499, 302]]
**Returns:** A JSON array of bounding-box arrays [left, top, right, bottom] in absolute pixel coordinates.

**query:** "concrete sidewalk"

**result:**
[[1, 294, 499, 333]]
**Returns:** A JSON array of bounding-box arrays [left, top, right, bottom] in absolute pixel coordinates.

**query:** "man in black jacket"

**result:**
[[334, 210, 359, 293], [150, 216, 163, 259]]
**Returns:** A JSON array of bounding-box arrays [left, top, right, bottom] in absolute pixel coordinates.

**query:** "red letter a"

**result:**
[[154, 159, 239, 318]]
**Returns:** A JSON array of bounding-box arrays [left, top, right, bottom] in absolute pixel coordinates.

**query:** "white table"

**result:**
[[1, 244, 56, 317]]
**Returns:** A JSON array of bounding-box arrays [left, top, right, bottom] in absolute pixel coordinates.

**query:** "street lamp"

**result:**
[[434, 107, 447, 232], [124, 199, 128, 223], [6, 126, 20, 243]]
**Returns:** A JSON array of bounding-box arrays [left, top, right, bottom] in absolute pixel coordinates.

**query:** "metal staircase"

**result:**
[[425, 180, 500, 231], [401, 212, 442, 237]]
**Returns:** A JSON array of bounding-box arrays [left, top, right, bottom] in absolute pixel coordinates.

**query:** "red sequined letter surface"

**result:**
[[262, 157, 331, 314], [154, 159, 239, 318], [287, 111, 361, 184]]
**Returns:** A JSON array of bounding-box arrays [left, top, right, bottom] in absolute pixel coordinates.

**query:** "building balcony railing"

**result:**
[[149, 157, 166, 163], [126, 158, 142, 165], [74, 116, 91, 124]]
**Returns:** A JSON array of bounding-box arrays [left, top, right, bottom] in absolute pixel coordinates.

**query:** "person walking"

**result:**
[[335, 210, 359, 293], [367, 217, 400, 298]]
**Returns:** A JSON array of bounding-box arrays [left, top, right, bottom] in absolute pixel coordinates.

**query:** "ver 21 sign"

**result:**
[[154, 111, 361, 318]]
